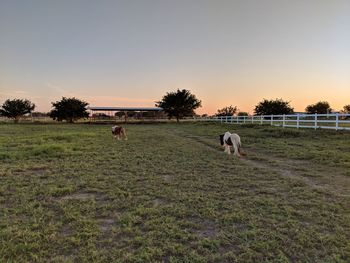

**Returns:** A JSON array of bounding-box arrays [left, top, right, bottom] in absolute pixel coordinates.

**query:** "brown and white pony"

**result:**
[[112, 126, 127, 140]]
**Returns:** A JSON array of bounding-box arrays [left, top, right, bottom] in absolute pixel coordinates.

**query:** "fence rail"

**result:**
[[1, 113, 350, 130], [199, 113, 350, 131]]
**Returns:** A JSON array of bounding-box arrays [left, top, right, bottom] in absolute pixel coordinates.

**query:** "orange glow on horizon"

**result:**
[[21, 97, 348, 116]]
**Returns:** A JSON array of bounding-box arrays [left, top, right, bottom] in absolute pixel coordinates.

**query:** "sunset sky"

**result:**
[[1, 0, 349, 115]]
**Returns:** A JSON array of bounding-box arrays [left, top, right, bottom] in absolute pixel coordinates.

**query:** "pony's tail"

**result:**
[[232, 137, 240, 156], [237, 139, 242, 155]]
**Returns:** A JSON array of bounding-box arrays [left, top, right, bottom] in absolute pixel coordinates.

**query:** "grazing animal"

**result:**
[[112, 125, 127, 140], [219, 131, 242, 156]]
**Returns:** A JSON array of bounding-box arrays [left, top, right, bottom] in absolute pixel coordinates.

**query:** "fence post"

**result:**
[[336, 113, 339, 131], [244, 116, 246, 123], [297, 114, 300, 129], [237, 116, 239, 124], [314, 113, 318, 130], [251, 116, 253, 124], [270, 115, 273, 126], [220, 116, 223, 123], [260, 115, 263, 125], [283, 114, 285, 128], [225, 116, 228, 123]]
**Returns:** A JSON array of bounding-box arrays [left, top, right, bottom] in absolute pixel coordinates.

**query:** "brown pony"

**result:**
[[112, 126, 127, 140]]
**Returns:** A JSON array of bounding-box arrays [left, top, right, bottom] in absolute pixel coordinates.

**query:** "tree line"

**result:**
[[217, 99, 349, 116], [0, 97, 89, 123], [0, 90, 349, 122]]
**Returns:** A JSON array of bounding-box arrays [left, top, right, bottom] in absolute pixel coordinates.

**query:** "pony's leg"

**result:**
[[233, 144, 240, 156], [237, 146, 242, 157], [224, 145, 228, 153], [123, 130, 128, 140], [238, 146, 242, 156], [226, 145, 231, 154]]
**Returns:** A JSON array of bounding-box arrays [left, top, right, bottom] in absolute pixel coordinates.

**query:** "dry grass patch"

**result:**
[[0, 122, 349, 262]]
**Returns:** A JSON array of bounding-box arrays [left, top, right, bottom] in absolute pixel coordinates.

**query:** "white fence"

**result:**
[[1, 113, 350, 131], [0, 116, 52, 122], [203, 113, 350, 131]]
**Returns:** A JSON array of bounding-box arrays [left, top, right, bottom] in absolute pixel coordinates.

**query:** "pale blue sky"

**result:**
[[1, 0, 349, 114]]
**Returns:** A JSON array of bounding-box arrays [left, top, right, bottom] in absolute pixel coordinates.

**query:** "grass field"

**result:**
[[0, 122, 350, 262]]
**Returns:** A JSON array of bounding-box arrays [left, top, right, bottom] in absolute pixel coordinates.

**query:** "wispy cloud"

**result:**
[[45, 82, 75, 97], [41, 84, 156, 106], [86, 95, 155, 103], [14, 90, 29, 95], [0, 90, 28, 97]]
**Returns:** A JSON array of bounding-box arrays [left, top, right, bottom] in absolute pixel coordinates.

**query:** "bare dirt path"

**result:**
[[173, 131, 350, 198]]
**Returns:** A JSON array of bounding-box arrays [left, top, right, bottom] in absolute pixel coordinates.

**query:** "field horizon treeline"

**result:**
[[1, 90, 350, 123]]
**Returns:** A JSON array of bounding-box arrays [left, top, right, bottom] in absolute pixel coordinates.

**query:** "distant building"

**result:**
[[87, 106, 164, 122]]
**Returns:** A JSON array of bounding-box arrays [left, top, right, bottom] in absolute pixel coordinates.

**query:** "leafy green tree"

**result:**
[[341, 105, 350, 119], [155, 89, 201, 122], [305, 101, 332, 114], [254, 98, 294, 115], [341, 104, 350, 114], [0, 98, 35, 122], [237, 111, 249, 116], [216, 105, 237, 116], [49, 97, 89, 123]]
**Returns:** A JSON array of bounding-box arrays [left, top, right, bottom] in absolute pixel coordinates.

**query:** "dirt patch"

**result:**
[[172, 132, 221, 152], [153, 198, 167, 207], [28, 167, 47, 176], [98, 218, 114, 232], [163, 174, 172, 182], [60, 193, 96, 201], [184, 135, 221, 152], [241, 154, 350, 197], [10, 167, 48, 177], [191, 218, 218, 239], [174, 131, 350, 197], [60, 224, 73, 238], [51, 254, 77, 262], [280, 169, 292, 177], [196, 226, 217, 239], [57, 190, 109, 202]]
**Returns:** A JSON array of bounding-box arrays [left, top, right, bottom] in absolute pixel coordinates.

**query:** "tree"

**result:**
[[49, 97, 89, 123], [237, 112, 249, 116], [305, 101, 332, 114], [0, 99, 35, 122], [155, 89, 201, 122], [341, 105, 350, 119], [216, 105, 237, 116], [254, 98, 294, 115], [341, 104, 350, 114]]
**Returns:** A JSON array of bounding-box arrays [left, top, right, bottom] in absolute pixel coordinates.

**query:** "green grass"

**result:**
[[0, 122, 350, 262]]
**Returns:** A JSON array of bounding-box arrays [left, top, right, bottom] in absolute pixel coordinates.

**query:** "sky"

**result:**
[[0, 0, 349, 115]]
